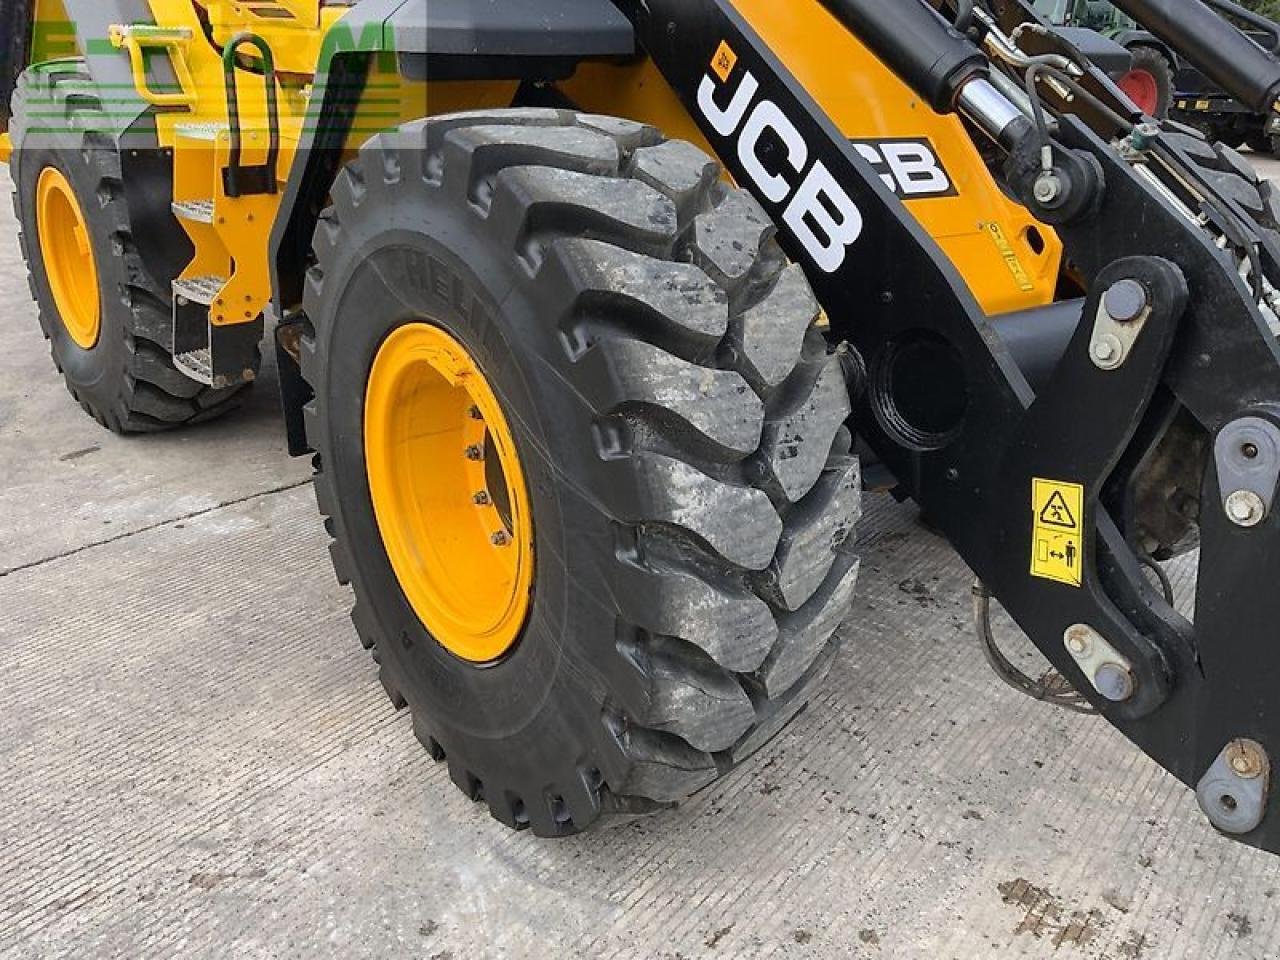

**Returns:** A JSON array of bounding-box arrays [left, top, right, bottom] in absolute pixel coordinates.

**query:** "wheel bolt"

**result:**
[[464, 445, 483, 461], [491, 531, 510, 547], [473, 491, 492, 506]]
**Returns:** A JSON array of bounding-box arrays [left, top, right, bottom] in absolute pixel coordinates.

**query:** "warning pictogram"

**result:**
[[1038, 490, 1077, 529], [1031, 479, 1084, 588], [711, 41, 738, 83]]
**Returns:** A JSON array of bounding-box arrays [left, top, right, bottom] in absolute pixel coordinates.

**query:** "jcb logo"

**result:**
[[853, 140, 955, 199], [697, 42, 863, 274]]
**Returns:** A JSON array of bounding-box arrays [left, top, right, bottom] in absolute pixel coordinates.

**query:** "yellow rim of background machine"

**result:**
[[37, 167, 101, 350], [364, 322, 535, 664]]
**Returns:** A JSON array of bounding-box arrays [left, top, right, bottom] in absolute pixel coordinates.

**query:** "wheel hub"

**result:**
[[36, 166, 100, 350], [363, 322, 534, 663], [1117, 69, 1159, 117]]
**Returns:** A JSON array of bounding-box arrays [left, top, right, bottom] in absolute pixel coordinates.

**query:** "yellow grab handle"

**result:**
[[108, 24, 197, 109]]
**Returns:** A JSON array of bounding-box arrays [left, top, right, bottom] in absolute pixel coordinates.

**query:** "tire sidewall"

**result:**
[[311, 189, 630, 776], [16, 127, 129, 399]]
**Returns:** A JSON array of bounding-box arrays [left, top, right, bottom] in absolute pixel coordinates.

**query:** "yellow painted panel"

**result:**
[[731, 0, 1060, 315]]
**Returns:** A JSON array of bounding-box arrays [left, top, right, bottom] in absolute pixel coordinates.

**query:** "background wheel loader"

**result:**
[[1033, 0, 1181, 116], [5, 0, 1280, 852]]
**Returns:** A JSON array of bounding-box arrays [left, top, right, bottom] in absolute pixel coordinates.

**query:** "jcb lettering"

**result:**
[[853, 140, 955, 199], [698, 51, 863, 273]]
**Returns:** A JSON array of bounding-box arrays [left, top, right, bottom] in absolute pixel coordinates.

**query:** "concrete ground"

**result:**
[[4, 152, 1280, 960]]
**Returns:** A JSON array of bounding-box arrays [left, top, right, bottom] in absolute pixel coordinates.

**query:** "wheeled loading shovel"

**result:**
[[6, 0, 1280, 851]]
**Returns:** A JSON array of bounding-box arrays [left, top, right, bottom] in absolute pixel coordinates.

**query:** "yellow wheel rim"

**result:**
[[364, 323, 535, 663], [36, 167, 101, 350]]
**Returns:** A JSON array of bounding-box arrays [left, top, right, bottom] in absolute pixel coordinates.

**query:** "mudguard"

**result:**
[[1110, 28, 1178, 70], [1056, 26, 1135, 76], [271, 0, 633, 318]]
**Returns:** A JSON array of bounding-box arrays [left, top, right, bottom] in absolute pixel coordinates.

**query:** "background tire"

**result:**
[[1118, 47, 1173, 119], [0, 0, 29, 131], [10, 61, 252, 432], [301, 110, 862, 836]]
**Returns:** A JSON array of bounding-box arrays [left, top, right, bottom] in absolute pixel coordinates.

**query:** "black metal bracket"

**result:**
[[221, 32, 280, 198], [616, 0, 1280, 854]]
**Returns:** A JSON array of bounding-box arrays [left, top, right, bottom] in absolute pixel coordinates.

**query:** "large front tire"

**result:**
[[301, 110, 863, 836]]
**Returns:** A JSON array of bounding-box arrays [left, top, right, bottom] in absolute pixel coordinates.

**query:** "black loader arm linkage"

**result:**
[[612, 0, 1280, 855]]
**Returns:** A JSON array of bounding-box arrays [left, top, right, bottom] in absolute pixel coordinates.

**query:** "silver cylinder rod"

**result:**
[[957, 77, 1028, 147]]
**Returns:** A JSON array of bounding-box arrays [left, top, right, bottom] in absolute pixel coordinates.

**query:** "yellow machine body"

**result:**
[[7, 0, 1061, 320]]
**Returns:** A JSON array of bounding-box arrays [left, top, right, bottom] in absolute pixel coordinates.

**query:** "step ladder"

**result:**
[[168, 34, 283, 388]]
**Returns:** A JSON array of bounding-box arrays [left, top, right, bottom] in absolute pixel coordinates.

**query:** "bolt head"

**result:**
[[1225, 489, 1266, 527], [1227, 741, 1266, 780], [464, 445, 484, 461], [491, 531, 511, 547], [1094, 662, 1135, 702], [1064, 625, 1093, 657], [1033, 174, 1062, 205], [473, 491, 492, 506], [1091, 334, 1123, 369], [1231, 753, 1257, 777]]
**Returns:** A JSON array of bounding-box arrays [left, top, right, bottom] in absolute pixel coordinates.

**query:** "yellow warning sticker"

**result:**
[[711, 41, 738, 83], [1031, 479, 1084, 588]]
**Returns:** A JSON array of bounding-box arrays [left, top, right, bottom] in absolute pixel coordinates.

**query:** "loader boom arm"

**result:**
[[614, 0, 1280, 855]]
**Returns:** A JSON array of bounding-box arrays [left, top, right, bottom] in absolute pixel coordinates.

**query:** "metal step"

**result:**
[[171, 200, 215, 225], [172, 275, 227, 307], [173, 348, 214, 386]]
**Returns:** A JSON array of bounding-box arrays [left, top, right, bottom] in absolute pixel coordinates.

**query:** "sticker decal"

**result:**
[[1031, 479, 1084, 587], [851, 139, 957, 199], [985, 222, 1036, 292], [697, 40, 864, 273], [711, 40, 738, 83]]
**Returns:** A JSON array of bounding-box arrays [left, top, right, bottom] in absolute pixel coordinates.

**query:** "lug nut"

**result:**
[[1094, 662, 1135, 702], [464, 445, 484, 461], [473, 491, 492, 506], [491, 531, 510, 547], [1225, 489, 1266, 527]]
